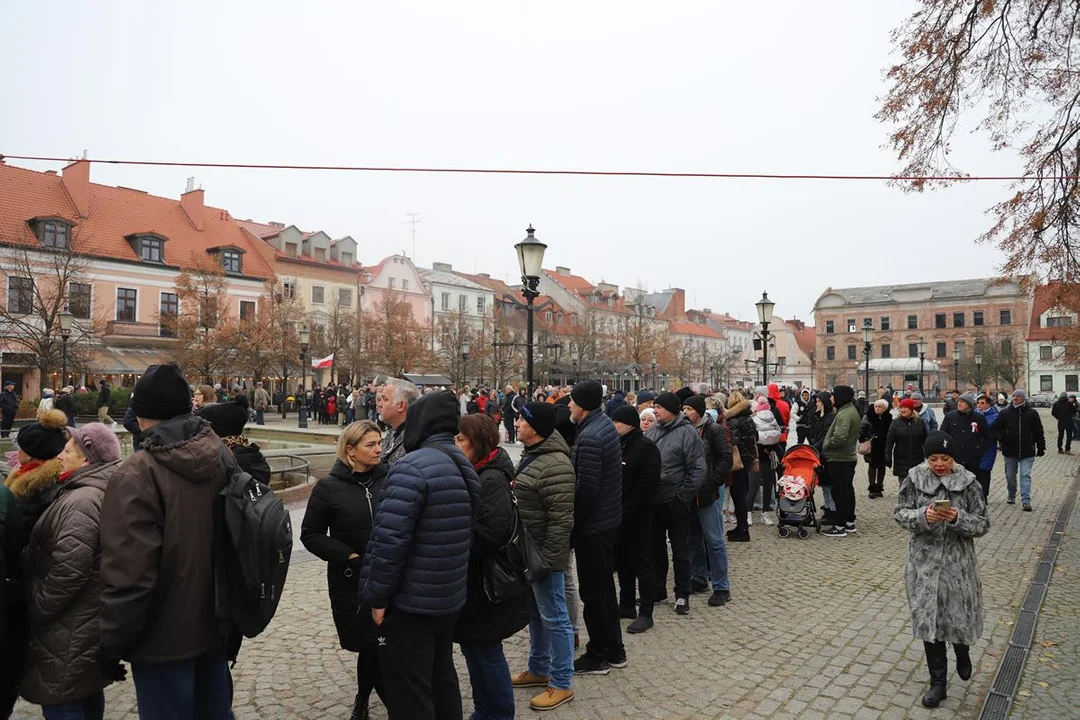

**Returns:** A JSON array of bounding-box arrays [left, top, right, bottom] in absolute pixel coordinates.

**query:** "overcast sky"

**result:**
[[1, 1, 1020, 324]]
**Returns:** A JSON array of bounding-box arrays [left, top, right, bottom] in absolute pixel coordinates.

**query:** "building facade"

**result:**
[[1026, 283, 1080, 394]]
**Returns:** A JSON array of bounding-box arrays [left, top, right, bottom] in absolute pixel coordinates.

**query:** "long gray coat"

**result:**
[[894, 463, 990, 644]]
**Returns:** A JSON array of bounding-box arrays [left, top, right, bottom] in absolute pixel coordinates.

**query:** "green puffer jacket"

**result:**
[[823, 401, 861, 463], [515, 432, 576, 572]]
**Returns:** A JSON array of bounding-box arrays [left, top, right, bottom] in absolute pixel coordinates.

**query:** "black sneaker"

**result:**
[[690, 579, 710, 594], [674, 597, 690, 615], [1007, 496, 1016, 505], [573, 655, 610, 675], [726, 529, 750, 542], [822, 526, 848, 538], [707, 590, 728, 606], [608, 656, 627, 669], [1023, 503, 1033, 511], [845, 522, 857, 534]]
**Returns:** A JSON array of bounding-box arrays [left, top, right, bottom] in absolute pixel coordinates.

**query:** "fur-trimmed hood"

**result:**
[[5, 458, 64, 502], [725, 399, 751, 419]]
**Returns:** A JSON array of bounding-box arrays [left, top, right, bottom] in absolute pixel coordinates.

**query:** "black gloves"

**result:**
[[97, 652, 127, 682], [1037, 448, 1046, 457]]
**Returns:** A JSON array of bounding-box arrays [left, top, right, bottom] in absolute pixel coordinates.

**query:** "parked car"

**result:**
[[1031, 393, 1053, 408]]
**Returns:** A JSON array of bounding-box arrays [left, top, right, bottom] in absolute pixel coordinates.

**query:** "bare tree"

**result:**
[[365, 289, 433, 377], [232, 282, 305, 405], [172, 259, 235, 384], [879, 1, 1080, 279]]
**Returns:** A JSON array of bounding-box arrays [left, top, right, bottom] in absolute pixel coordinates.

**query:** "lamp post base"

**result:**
[[298, 404, 309, 429]]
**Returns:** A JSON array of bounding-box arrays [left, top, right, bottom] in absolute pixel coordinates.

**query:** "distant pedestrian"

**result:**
[[821, 385, 860, 538], [911, 393, 938, 434], [0, 380, 18, 438], [974, 394, 999, 499], [886, 398, 929, 486], [1051, 392, 1076, 454], [96, 380, 113, 425], [378, 380, 420, 466], [993, 389, 1045, 511], [862, 399, 893, 498], [940, 393, 990, 478], [253, 382, 270, 426], [54, 386, 77, 428]]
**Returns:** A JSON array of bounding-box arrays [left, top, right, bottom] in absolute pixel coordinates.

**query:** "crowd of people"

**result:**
[[0, 366, 1062, 718]]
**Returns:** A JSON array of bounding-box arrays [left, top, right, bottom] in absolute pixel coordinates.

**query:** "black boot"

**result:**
[[921, 641, 948, 708], [954, 643, 972, 681], [350, 693, 369, 720], [618, 598, 637, 619], [627, 603, 653, 633]]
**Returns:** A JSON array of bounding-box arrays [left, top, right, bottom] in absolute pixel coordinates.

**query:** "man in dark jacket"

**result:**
[[0, 380, 18, 438], [567, 380, 624, 675], [940, 393, 990, 476], [362, 390, 481, 718], [885, 398, 928, 483], [611, 405, 660, 634], [99, 362, 232, 718], [994, 389, 1046, 510], [683, 395, 733, 608], [821, 385, 860, 537], [96, 380, 113, 425], [645, 392, 707, 616], [943, 389, 960, 414], [1051, 392, 1076, 454]]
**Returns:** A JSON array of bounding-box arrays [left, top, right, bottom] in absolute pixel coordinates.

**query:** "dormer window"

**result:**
[[222, 250, 242, 274], [140, 237, 164, 263], [29, 218, 73, 249]]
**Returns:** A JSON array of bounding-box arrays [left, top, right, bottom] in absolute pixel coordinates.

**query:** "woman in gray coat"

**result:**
[[894, 431, 990, 708]]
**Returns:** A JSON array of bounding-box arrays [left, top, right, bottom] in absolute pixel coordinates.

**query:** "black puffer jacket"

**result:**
[[301, 460, 387, 651], [725, 399, 758, 464], [454, 449, 529, 643], [808, 393, 835, 451], [861, 408, 893, 467], [229, 442, 271, 485], [885, 415, 928, 478], [619, 427, 660, 520], [994, 402, 1046, 459], [570, 410, 622, 539], [696, 415, 733, 508]]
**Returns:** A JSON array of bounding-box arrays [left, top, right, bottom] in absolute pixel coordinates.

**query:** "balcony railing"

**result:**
[[105, 321, 174, 338]]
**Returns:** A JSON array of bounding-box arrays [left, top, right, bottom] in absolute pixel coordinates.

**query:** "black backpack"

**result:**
[[214, 447, 292, 649]]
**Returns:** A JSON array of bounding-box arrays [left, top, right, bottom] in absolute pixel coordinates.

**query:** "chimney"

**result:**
[[61, 159, 91, 218], [181, 187, 205, 231], [555, 266, 572, 274], [669, 288, 686, 318], [702, 307, 712, 314], [432, 261, 453, 272], [185, 176, 195, 193]]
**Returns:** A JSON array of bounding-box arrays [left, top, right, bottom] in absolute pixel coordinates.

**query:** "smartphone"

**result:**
[[933, 499, 952, 511]]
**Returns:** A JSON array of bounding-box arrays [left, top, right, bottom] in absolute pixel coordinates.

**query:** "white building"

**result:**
[[420, 262, 496, 351], [1027, 284, 1080, 394]]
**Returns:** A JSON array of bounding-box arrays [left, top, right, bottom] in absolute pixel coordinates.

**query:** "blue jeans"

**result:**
[[255, 409, 265, 425], [1004, 456, 1035, 503], [527, 571, 574, 691], [132, 650, 232, 720], [689, 488, 730, 592], [459, 640, 514, 720], [821, 485, 836, 511], [42, 693, 105, 720]]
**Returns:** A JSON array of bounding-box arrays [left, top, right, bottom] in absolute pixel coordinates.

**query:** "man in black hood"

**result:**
[[362, 390, 482, 718]]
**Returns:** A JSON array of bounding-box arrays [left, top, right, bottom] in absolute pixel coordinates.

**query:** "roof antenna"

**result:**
[[81, 149, 88, 160], [185, 177, 195, 193]]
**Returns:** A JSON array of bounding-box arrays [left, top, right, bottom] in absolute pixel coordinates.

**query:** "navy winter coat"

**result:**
[[570, 409, 622, 540], [361, 391, 481, 616]]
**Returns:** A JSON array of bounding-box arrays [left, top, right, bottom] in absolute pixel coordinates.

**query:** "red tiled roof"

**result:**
[[235, 219, 286, 238], [545, 269, 595, 294], [668, 320, 723, 339], [1028, 283, 1077, 341], [0, 163, 272, 278], [787, 319, 817, 357]]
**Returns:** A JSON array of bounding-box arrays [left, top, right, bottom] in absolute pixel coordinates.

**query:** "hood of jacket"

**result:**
[[832, 385, 855, 409], [907, 461, 977, 494], [726, 399, 751, 419], [5, 457, 64, 502], [404, 390, 461, 452], [816, 391, 834, 414], [768, 383, 781, 401], [479, 446, 516, 479], [619, 426, 644, 450], [62, 459, 120, 495], [139, 415, 221, 484]]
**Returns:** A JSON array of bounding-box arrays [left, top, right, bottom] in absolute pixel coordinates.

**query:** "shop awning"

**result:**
[[403, 373, 454, 387], [90, 347, 175, 375]]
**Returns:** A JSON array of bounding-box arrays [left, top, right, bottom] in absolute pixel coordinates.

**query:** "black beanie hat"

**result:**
[[655, 392, 682, 415], [923, 431, 957, 459], [132, 363, 193, 420], [196, 397, 249, 438], [611, 405, 641, 427], [16, 409, 68, 461], [675, 386, 695, 404], [683, 395, 707, 418], [521, 402, 558, 438], [570, 380, 603, 412]]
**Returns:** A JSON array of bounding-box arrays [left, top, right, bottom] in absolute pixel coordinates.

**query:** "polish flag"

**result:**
[[311, 353, 334, 369]]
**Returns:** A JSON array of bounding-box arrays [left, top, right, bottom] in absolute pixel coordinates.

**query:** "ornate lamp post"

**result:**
[[862, 320, 873, 401], [918, 337, 927, 395], [975, 352, 983, 392], [514, 225, 547, 397], [755, 291, 775, 386], [58, 306, 73, 387], [298, 323, 310, 429], [462, 341, 470, 389], [953, 346, 961, 393], [651, 356, 658, 390], [571, 357, 578, 383]]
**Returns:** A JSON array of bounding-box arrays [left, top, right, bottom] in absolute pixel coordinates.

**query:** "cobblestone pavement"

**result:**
[[13, 417, 1079, 719], [1010, 468, 1080, 720]]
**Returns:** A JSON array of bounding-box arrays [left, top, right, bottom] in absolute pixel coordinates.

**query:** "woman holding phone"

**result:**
[[894, 431, 990, 708]]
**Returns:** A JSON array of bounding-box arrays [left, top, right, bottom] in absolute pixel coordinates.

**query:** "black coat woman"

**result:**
[[861, 399, 893, 499], [300, 420, 387, 720], [453, 413, 529, 720]]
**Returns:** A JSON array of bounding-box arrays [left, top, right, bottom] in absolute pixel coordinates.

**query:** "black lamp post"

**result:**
[[572, 357, 578, 383], [953, 346, 961, 392], [709, 363, 717, 390], [862, 320, 873, 402], [298, 323, 310, 429], [651, 356, 657, 390], [975, 352, 983, 392], [755, 291, 775, 386], [462, 341, 470, 389], [515, 225, 547, 398], [918, 337, 926, 395], [58, 306, 73, 387]]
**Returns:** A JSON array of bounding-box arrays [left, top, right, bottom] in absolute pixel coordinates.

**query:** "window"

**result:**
[[402, 279, 409, 291], [1046, 315, 1074, 327], [239, 301, 256, 322], [935, 313, 946, 329], [36, 220, 70, 249], [847, 318, 856, 333], [826, 346, 836, 360], [115, 288, 137, 322], [847, 345, 857, 360], [953, 312, 964, 328], [314, 248, 326, 263], [1000, 309, 1012, 325], [863, 318, 873, 330], [459, 295, 467, 312], [140, 237, 164, 263], [909, 343, 919, 358], [936, 342, 946, 358], [221, 250, 242, 274], [7, 277, 33, 314], [1040, 345, 1053, 361], [908, 314, 918, 329], [68, 282, 91, 319], [545, 310, 553, 322], [1041, 375, 1054, 392], [441, 292, 450, 310], [825, 320, 835, 334], [955, 340, 965, 357], [387, 277, 396, 289], [1002, 338, 1013, 355], [311, 285, 325, 304], [341, 252, 353, 266], [282, 281, 295, 300], [880, 316, 890, 331], [1067, 375, 1079, 393], [881, 343, 891, 358], [338, 288, 352, 307], [159, 292, 178, 337], [477, 296, 485, 314], [285, 242, 297, 258], [973, 311, 984, 327], [778, 356, 787, 366]]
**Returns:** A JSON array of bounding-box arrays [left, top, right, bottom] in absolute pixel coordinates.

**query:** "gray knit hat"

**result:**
[[958, 393, 977, 411]]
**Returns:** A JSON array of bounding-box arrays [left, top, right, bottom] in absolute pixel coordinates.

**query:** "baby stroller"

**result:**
[[775, 444, 823, 539]]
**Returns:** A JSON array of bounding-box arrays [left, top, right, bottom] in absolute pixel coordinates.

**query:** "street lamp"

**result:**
[[58, 306, 73, 387], [953, 346, 961, 392], [571, 357, 578, 383], [462, 341, 471, 389], [651, 356, 657, 390], [709, 363, 717, 390], [975, 352, 983, 392], [298, 323, 310, 429], [755, 291, 775, 386], [515, 225, 547, 397], [862, 320, 873, 402], [918, 337, 927, 395]]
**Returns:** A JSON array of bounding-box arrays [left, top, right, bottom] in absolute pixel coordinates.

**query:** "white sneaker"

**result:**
[[761, 512, 775, 526], [746, 513, 753, 527]]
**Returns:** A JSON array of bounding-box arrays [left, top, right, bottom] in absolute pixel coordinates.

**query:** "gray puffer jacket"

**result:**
[[646, 412, 707, 505], [21, 461, 120, 705]]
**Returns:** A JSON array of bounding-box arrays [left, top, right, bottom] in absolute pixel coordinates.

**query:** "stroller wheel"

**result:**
[[797, 528, 810, 539], [777, 526, 790, 538]]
